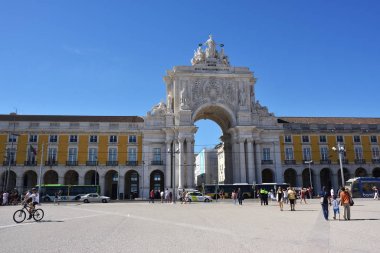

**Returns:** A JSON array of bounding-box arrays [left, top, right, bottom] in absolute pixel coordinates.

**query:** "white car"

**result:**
[[186, 192, 212, 202], [80, 193, 110, 203]]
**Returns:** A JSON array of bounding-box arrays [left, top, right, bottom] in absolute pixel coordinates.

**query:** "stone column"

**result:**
[[186, 140, 194, 188], [297, 173, 303, 188], [273, 141, 284, 183], [78, 175, 85, 185], [58, 176, 64, 185], [247, 139, 255, 184], [119, 174, 125, 199], [239, 140, 247, 183], [99, 176, 105, 196], [178, 139, 184, 189], [165, 141, 172, 188], [232, 140, 240, 183], [255, 142, 262, 183], [16, 176, 23, 192]]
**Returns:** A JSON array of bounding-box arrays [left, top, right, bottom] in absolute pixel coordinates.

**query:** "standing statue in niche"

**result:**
[[180, 88, 187, 109], [238, 87, 247, 106], [167, 94, 173, 112]]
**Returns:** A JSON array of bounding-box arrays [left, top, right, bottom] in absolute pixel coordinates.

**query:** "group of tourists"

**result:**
[[320, 186, 353, 221], [0, 189, 19, 206]]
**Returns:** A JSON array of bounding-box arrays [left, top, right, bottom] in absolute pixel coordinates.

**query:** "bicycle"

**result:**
[[13, 203, 44, 223]]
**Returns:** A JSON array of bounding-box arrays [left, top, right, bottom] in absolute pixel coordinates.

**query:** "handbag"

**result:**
[[349, 197, 354, 206]]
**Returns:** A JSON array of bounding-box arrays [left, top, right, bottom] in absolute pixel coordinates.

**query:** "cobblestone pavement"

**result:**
[[0, 198, 379, 253]]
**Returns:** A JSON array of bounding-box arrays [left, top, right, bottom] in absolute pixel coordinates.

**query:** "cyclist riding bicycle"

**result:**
[[24, 188, 39, 220]]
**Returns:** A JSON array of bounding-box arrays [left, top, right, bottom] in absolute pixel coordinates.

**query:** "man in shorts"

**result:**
[[26, 188, 40, 220]]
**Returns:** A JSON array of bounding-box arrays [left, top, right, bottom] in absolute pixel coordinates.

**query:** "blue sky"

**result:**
[[1, 1, 379, 152]]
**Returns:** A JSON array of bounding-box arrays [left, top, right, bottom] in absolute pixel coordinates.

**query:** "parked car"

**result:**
[[80, 193, 110, 203], [186, 192, 212, 202]]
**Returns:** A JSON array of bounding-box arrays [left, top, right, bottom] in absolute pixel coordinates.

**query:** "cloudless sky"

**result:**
[[1, 1, 380, 152]]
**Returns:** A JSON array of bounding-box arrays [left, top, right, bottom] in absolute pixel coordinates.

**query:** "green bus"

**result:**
[[36, 184, 100, 202]]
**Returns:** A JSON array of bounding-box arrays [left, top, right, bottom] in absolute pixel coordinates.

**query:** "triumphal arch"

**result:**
[[144, 35, 283, 190]]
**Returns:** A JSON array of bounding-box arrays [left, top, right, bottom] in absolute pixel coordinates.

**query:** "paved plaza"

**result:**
[[0, 198, 379, 253]]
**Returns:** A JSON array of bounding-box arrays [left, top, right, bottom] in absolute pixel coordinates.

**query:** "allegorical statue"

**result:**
[[205, 34, 216, 58]]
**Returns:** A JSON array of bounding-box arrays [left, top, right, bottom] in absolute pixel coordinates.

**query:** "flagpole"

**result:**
[[38, 143, 44, 198]]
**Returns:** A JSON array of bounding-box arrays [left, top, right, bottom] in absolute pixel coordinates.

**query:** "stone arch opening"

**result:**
[[23, 170, 37, 190], [193, 104, 236, 184], [302, 168, 314, 188], [64, 170, 79, 185], [373, 168, 380, 177], [105, 170, 118, 199], [262, 169, 274, 183], [44, 170, 58, 184], [284, 168, 297, 187], [84, 170, 99, 185], [1, 170, 17, 191], [355, 167, 367, 177], [150, 170, 164, 198], [320, 168, 332, 190], [125, 170, 139, 199]]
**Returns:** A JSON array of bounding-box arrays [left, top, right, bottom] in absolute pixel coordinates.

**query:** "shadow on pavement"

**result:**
[[348, 218, 380, 221], [38, 220, 64, 223]]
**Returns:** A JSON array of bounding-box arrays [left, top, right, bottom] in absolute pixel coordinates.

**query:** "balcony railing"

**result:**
[[284, 160, 296, 165], [66, 161, 78, 166], [354, 159, 366, 164], [261, 160, 273, 165], [3, 160, 16, 166], [151, 160, 164, 165], [372, 159, 380, 164], [337, 159, 349, 164], [106, 161, 118, 166], [320, 159, 331, 164], [45, 160, 58, 166], [24, 161, 37, 166], [126, 161, 139, 166], [86, 161, 98, 166]]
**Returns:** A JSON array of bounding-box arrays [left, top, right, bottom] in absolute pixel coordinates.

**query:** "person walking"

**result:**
[[321, 187, 331, 220], [149, 189, 155, 203], [332, 195, 340, 220], [277, 187, 284, 211], [160, 190, 164, 203], [283, 188, 289, 204], [340, 187, 351, 220], [374, 186, 379, 200], [288, 187, 296, 211], [237, 188, 243, 205], [231, 189, 237, 205], [259, 188, 264, 205]]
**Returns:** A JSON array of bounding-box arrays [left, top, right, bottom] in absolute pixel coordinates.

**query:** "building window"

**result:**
[[68, 148, 77, 162], [153, 148, 161, 161], [27, 146, 37, 162], [353, 135, 361, 143], [336, 135, 344, 143], [89, 148, 98, 161], [48, 147, 57, 162], [303, 147, 311, 161], [262, 148, 271, 160], [8, 134, 17, 143], [320, 147, 329, 160], [6, 148, 16, 163], [128, 148, 137, 162], [89, 135, 98, 143], [354, 147, 363, 160], [284, 135, 292, 143], [371, 136, 378, 143], [372, 147, 380, 159], [109, 135, 117, 143], [302, 136, 309, 143], [285, 147, 293, 160], [129, 135, 137, 143], [108, 148, 117, 161], [319, 135, 327, 143], [49, 135, 58, 143], [69, 135, 78, 143], [29, 135, 38, 143]]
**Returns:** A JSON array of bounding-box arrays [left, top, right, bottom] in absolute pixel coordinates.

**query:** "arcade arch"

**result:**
[[64, 170, 79, 185], [262, 169, 274, 183], [23, 170, 37, 190], [125, 170, 139, 199], [302, 168, 314, 188], [44, 170, 58, 184], [373, 168, 380, 177], [355, 167, 367, 177], [337, 168, 350, 186], [1, 170, 16, 191], [320, 168, 332, 190], [84, 170, 99, 185], [284, 168, 297, 187], [105, 170, 118, 199], [150, 170, 164, 194]]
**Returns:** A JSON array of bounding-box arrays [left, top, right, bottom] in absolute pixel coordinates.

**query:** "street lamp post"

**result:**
[[332, 143, 345, 188], [168, 146, 179, 204], [37, 143, 45, 198], [304, 160, 313, 189]]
